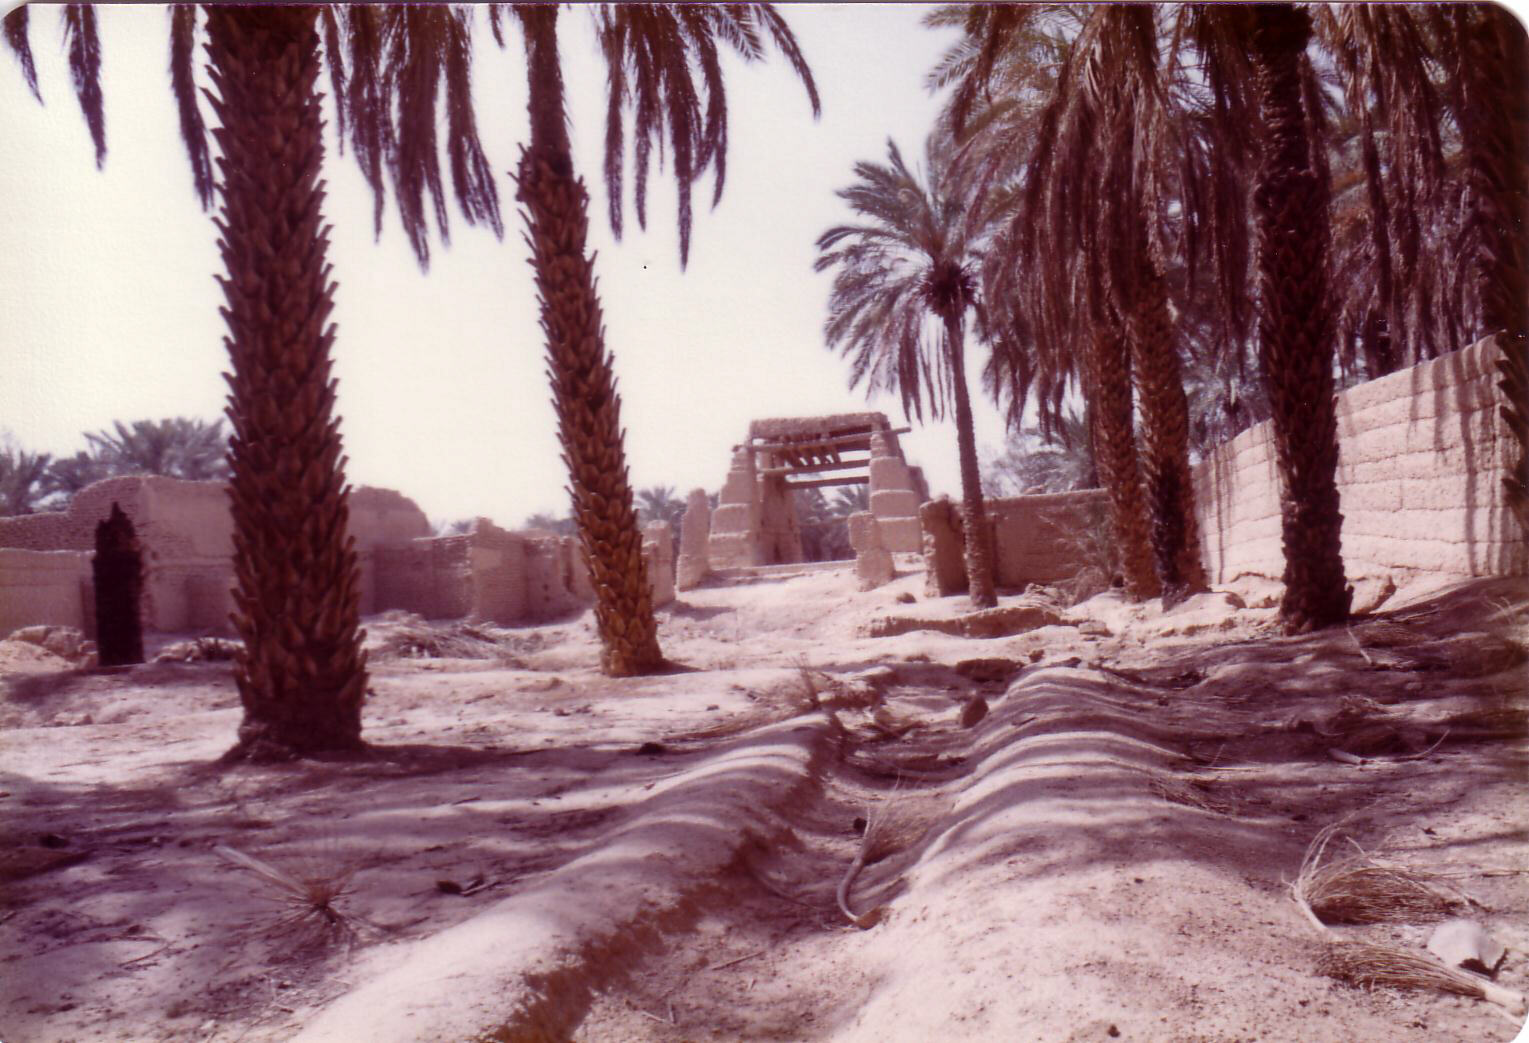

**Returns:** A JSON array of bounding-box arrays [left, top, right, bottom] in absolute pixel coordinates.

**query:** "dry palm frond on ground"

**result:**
[[372, 617, 514, 661], [216, 843, 371, 948], [1306, 695, 1442, 757], [1149, 773, 1232, 815], [838, 784, 945, 929], [1318, 941, 1526, 1015], [1291, 823, 1458, 927]]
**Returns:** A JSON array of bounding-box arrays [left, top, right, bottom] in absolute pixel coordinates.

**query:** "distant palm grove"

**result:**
[[5, 4, 1524, 759]]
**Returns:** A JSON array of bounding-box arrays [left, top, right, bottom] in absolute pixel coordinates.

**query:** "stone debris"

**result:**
[[861, 602, 1065, 639]]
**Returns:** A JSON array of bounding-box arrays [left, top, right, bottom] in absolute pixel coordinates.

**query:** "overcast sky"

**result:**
[[1, 4, 1015, 527]]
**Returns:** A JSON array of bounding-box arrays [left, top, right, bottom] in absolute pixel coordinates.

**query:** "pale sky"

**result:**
[[1, 4, 1015, 528]]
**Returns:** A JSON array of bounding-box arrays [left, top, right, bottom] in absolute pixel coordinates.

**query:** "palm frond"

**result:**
[[3, 6, 39, 101], [169, 5, 212, 210], [61, 3, 104, 167]]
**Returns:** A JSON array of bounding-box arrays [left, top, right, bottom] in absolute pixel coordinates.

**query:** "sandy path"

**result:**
[[2, 567, 1526, 1042]]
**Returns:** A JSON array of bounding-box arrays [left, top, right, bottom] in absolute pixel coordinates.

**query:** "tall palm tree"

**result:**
[[929, 5, 1157, 600], [950, 5, 1205, 603], [508, 4, 817, 675], [201, 6, 371, 757], [1188, 4, 1351, 632], [4, 6, 501, 758], [1427, 6, 1529, 533], [815, 136, 998, 608]]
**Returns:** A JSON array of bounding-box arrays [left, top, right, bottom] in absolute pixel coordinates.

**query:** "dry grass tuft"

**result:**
[[217, 842, 372, 950], [1291, 824, 1458, 927]]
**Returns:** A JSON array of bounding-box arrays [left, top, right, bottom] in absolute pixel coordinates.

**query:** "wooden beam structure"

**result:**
[[782, 475, 871, 491], [744, 426, 911, 456], [760, 459, 869, 478]]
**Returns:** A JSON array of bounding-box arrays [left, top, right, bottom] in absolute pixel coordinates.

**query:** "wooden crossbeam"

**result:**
[[783, 475, 870, 490], [761, 460, 868, 477], [747, 426, 911, 455]]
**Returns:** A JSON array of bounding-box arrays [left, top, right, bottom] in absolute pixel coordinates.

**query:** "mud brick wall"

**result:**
[[0, 476, 433, 634], [0, 549, 93, 638], [467, 521, 529, 623], [1195, 336, 1526, 587], [988, 490, 1110, 587], [921, 491, 1108, 596]]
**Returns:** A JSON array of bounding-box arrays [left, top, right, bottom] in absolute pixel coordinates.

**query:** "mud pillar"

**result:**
[[708, 447, 764, 567], [849, 511, 894, 591], [868, 429, 924, 552], [676, 488, 712, 590], [643, 521, 676, 607], [757, 471, 804, 565], [93, 502, 144, 666]]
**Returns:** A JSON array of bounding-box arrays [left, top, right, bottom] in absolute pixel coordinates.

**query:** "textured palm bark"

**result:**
[[1127, 242, 1208, 603], [1085, 322, 1160, 600], [944, 311, 997, 608], [517, 7, 663, 676], [1250, 6, 1351, 633], [1459, 8, 1529, 535], [208, 7, 367, 758]]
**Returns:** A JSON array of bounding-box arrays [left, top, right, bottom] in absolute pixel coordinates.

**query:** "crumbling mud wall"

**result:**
[[920, 491, 1106, 595], [1195, 335, 1527, 589], [1, 477, 676, 637]]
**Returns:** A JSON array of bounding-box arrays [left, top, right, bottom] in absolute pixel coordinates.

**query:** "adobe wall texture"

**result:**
[[1195, 335, 1526, 588], [988, 490, 1110, 587], [920, 492, 1105, 595], [0, 549, 93, 638], [1, 477, 676, 637]]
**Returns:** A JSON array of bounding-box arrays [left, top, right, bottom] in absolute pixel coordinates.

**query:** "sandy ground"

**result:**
[[1, 564, 1526, 1042]]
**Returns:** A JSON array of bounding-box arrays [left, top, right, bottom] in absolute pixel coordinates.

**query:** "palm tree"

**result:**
[[4, 7, 458, 758], [198, 7, 373, 757], [815, 136, 998, 608], [950, 5, 1205, 602], [983, 406, 1095, 497], [635, 485, 686, 530], [0, 442, 52, 516], [1188, 5, 1351, 632], [1425, 6, 1529, 532], [83, 417, 232, 481], [522, 511, 577, 536], [509, 4, 818, 675], [43, 451, 112, 507]]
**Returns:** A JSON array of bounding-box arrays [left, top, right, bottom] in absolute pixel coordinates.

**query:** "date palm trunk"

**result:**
[[1085, 319, 1160, 600], [208, 6, 368, 758], [944, 309, 997, 608], [1127, 237, 1208, 604], [1454, 7, 1529, 534], [1249, 5, 1351, 633], [516, 6, 663, 676]]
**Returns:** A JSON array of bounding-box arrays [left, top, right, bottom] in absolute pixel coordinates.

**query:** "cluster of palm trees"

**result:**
[[9, 5, 1524, 760], [816, 4, 1526, 627], [7, 4, 816, 758], [0, 417, 230, 515]]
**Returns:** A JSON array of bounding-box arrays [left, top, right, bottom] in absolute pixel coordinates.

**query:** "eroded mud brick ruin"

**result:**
[[707, 412, 929, 568], [0, 476, 676, 639], [2, 337, 1524, 643]]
